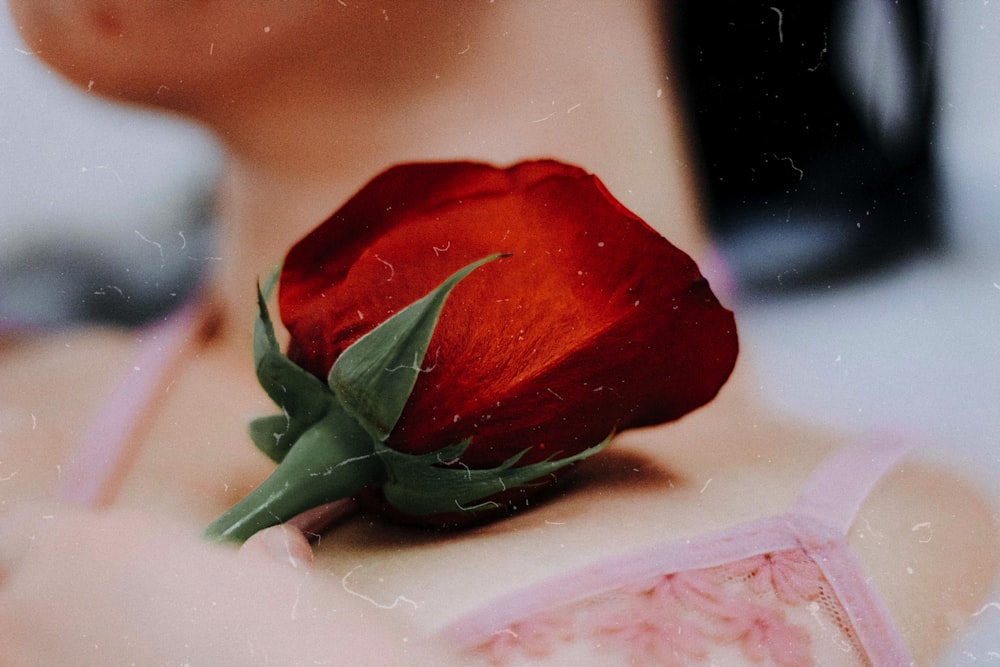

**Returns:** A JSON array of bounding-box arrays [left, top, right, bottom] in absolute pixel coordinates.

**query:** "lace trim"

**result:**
[[470, 547, 872, 666]]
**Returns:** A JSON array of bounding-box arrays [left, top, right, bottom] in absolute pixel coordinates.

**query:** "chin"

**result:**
[[8, 1, 121, 91], [8, 1, 198, 112]]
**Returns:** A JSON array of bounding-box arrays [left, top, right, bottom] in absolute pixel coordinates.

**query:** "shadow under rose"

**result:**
[[344, 448, 678, 548]]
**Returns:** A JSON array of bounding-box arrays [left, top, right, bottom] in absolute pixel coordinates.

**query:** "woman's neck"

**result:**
[[196, 1, 707, 351]]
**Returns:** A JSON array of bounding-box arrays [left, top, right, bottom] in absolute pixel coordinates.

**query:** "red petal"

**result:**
[[280, 160, 737, 468]]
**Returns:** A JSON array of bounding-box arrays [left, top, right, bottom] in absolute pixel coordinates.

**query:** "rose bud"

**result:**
[[205, 160, 737, 541]]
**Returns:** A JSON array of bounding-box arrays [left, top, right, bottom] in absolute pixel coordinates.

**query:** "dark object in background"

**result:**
[[0, 192, 214, 332], [671, 0, 941, 293]]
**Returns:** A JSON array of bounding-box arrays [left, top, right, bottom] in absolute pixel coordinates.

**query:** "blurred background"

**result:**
[[1, 1, 998, 660], [0, 14, 220, 328]]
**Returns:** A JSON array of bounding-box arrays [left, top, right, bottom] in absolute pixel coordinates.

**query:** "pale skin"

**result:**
[[1, 1, 997, 664]]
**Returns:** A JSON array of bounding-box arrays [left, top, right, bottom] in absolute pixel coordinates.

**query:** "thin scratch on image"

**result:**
[[280, 535, 304, 573], [432, 241, 451, 256], [770, 153, 803, 180], [911, 522, 933, 543], [546, 388, 564, 401], [135, 230, 166, 268], [533, 112, 557, 123], [770, 7, 784, 43], [288, 578, 308, 622], [342, 565, 418, 610], [807, 32, 829, 72], [308, 453, 375, 477], [807, 601, 854, 654], [972, 601, 1000, 617], [456, 499, 501, 512], [385, 348, 439, 374], [94, 285, 125, 297], [700, 478, 713, 494], [374, 254, 395, 281], [436, 451, 463, 466], [860, 517, 884, 539], [178, 230, 188, 250]]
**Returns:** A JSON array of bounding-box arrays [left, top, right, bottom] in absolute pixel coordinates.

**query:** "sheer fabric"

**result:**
[[443, 435, 913, 666]]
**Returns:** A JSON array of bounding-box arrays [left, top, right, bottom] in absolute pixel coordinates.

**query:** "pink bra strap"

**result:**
[[792, 431, 912, 534], [56, 302, 201, 508]]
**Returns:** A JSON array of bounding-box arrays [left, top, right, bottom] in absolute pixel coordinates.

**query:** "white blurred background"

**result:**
[[1, 2, 998, 661]]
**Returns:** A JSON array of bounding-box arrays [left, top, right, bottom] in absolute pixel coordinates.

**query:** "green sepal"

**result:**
[[259, 264, 281, 302], [204, 402, 385, 543], [376, 433, 612, 516], [252, 282, 335, 462], [248, 414, 295, 463], [328, 254, 505, 441]]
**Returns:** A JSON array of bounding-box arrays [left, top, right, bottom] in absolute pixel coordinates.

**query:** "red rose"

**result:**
[[282, 160, 735, 461], [205, 160, 737, 540]]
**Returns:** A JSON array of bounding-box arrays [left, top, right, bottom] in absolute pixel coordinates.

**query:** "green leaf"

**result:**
[[248, 414, 294, 463], [252, 282, 334, 461], [376, 434, 612, 516], [328, 254, 505, 441]]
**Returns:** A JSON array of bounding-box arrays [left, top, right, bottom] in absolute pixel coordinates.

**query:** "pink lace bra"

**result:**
[[56, 306, 915, 666], [443, 434, 914, 666]]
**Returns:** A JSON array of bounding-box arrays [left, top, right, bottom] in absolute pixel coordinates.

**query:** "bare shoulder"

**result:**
[[0, 328, 134, 505], [852, 455, 1000, 662], [0, 327, 132, 417]]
